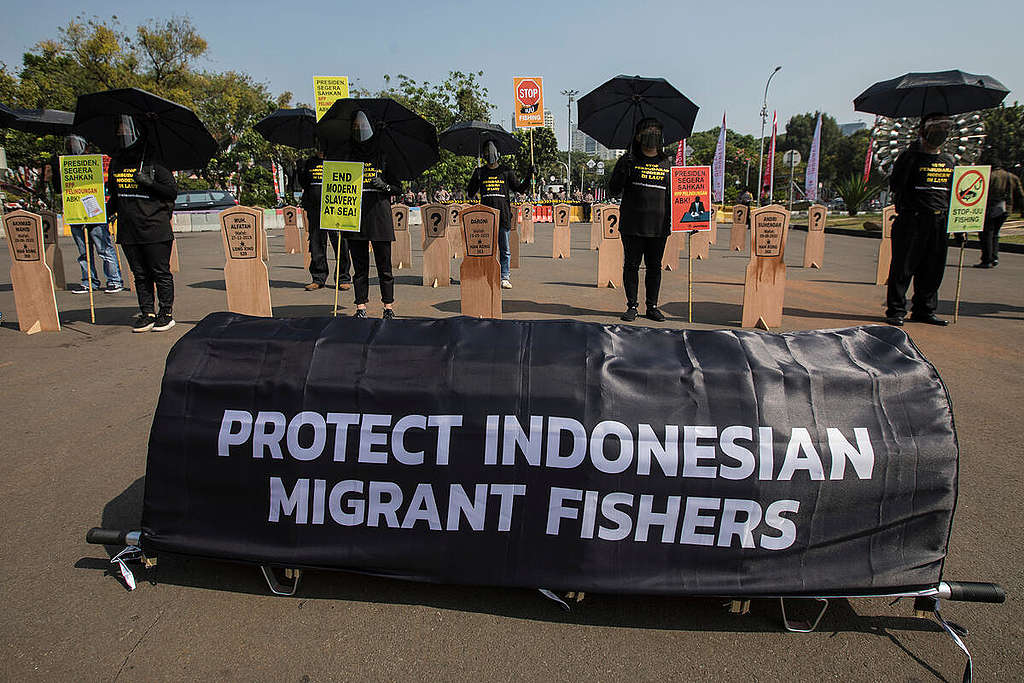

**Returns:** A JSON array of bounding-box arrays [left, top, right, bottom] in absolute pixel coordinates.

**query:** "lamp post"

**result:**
[[756, 66, 781, 206], [561, 89, 578, 196]]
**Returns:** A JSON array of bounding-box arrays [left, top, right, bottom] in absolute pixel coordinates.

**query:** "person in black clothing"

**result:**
[[300, 140, 351, 291], [346, 111, 402, 318], [106, 116, 178, 332], [884, 114, 957, 326], [608, 118, 673, 322], [466, 139, 534, 288]]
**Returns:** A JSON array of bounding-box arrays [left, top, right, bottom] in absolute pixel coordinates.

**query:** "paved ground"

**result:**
[[2, 223, 1021, 681]]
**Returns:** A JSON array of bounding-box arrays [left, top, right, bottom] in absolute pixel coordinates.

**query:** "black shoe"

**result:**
[[305, 282, 324, 291], [353, 309, 367, 318], [973, 262, 992, 269], [992, 260, 999, 267], [909, 313, 948, 326], [621, 306, 638, 322], [104, 282, 125, 293], [70, 283, 93, 294], [646, 306, 666, 322], [382, 308, 395, 320], [884, 315, 904, 326], [132, 313, 156, 333], [152, 312, 176, 331]]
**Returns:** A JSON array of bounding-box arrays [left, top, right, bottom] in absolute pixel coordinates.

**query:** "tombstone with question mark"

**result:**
[[459, 204, 502, 319], [448, 204, 466, 259], [803, 203, 827, 269], [37, 209, 67, 289], [391, 204, 412, 269], [3, 210, 61, 333], [875, 205, 896, 286], [552, 203, 571, 259], [730, 203, 749, 252], [590, 203, 604, 250], [519, 203, 535, 244], [283, 205, 303, 254], [741, 204, 790, 329], [509, 207, 520, 269], [421, 203, 450, 288], [597, 205, 623, 288]]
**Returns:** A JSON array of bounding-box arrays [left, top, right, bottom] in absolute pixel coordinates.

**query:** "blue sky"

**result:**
[[2, 0, 1020, 147]]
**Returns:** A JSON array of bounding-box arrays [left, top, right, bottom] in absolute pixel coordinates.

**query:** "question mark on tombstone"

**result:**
[[286, 209, 294, 222], [559, 209, 567, 223], [430, 212, 442, 235], [607, 213, 618, 236], [394, 211, 403, 228]]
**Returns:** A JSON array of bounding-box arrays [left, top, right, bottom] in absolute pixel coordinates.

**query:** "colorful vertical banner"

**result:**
[[670, 166, 712, 232], [712, 113, 727, 202], [947, 165, 990, 233], [763, 111, 777, 200], [513, 77, 545, 128], [58, 154, 107, 224], [319, 161, 364, 231], [805, 113, 822, 202], [313, 76, 350, 121], [863, 131, 875, 184], [271, 161, 281, 199], [675, 138, 686, 166]]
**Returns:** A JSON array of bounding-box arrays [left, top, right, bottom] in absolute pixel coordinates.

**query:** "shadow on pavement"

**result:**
[[661, 301, 741, 326], [431, 299, 615, 318], [938, 299, 1024, 320]]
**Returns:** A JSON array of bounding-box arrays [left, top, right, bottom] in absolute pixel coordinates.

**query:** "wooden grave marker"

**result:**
[[459, 204, 502, 319], [421, 203, 450, 287], [597, 205, 623, 288], [687, 226, 711, 261], [169, 239, 180, 273], [302, 209, 313, 271], [391, 205, 412, 269], [114, 229, 135, 292], [519, 203, 535, 243], [448, 204, 466, 259], [283, 205, 303, 254], [552, 203, 571, 259], [741, 205, 790, 329], [875, 205, 896, 286], [730, 204, 749, 252], [259, 214, 271, 266], [3, 210, 60, 333], [590, 203, 603, 250], [709, 206, 718, 245], [219, 206, 272, 317], [803, 203, 827, 269], [38, 209, 66, 289], [510, 209, 520, 269], [662, 232, 685, 270]]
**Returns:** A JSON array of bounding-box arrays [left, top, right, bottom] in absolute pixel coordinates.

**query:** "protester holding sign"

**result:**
[[608, 118, 672, 322], [884, 114, 956, 327], [106, 117, 178, 332], [300, 143, 351, 291], [466, 141, 534, 289]]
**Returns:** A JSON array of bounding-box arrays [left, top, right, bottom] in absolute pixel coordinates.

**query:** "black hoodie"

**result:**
[[608, 134, 672, 238], [348, 143, 402, 242], [107, 147, 178, 244]]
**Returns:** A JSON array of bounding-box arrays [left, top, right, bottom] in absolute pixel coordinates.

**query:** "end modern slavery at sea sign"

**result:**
[[320, 161, 363, 231], [142, 314, 957, 596]]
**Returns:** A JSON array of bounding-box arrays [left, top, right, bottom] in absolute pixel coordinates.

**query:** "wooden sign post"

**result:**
[[421, 203, 450, 288], [3, 210, 60, 333], [459, 205, 502, 319], [741, 205, 790, 330], [552, 203, 571, 259], [875, 205, 896, 286], [391, 205, 412, 269], [448, 204, 466, 259], [38, 210, 66, 290], [519, 204, 535, 243], [803, 204, 827, 269], [730, 204, 749, 252], [283, 205, 303, 254], [219, 206, 272, 317], [597, 205, 623, 288]]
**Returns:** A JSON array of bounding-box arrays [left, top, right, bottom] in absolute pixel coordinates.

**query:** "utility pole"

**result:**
[[756, 66, 781, 206], [561, 89, 578, 196]]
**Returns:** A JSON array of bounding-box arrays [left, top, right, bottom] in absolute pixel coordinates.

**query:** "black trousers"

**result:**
[[621, 234, 668, 308], [348, 240, 395, 305], [308, 219, 351, 285], [885, 211, 948, 318], [122, 240, 174, 315], [980, 213, 1007, 264]]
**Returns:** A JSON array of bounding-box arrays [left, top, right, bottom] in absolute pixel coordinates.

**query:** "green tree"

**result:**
[[512, 127, 557, 193], [982, 102, 1024, 170]]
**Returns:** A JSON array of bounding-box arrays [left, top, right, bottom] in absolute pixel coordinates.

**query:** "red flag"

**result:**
[[863, 133, 874, 184], [675, 138, 686, 166], [762, 111, 777, 199]]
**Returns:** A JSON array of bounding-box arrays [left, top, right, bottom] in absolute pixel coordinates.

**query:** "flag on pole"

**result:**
[[271, 161, 281, 199], [675, 138, 686, 166], [805, 112, 822, 202], [863, 119, 876, 183], [712, 112, 726, 202], [763, 111, 777, 200]]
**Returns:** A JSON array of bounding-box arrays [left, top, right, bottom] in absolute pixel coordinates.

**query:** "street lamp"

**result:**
[[561, 89, 578, 196], [756, 66, 781, 206]]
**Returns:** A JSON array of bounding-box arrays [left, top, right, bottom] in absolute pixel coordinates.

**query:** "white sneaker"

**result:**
[[500, 279, 512, 289]]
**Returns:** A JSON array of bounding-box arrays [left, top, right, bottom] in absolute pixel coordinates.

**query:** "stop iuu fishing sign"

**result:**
[[320, 161, 363, 232], [947, 165, 990, 233]]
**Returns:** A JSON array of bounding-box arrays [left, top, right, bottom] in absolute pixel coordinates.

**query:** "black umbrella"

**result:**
[[439, 120, 520, 157], [73, 87, 217, 170], [854, 70, 1009, 117], [316, 98, 438, 180], [577, 75, 699, 150], [254, 107, 317, 149], [8, 108, 75, 136], [0, 102, 21, 129]]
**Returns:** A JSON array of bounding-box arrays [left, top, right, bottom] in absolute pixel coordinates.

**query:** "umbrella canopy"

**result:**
[[854, 70, 1009, 117], [316, 98, 439, 180], [254, 107, 317, 149], [0, 105, 75, 136], [578, 75, 699, 150], [0, 102, 21, 129], [439, 120, 520, 157], [73, 87, 217, 170]]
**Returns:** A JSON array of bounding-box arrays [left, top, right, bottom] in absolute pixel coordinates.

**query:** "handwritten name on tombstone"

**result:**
[[465, 216, 495, 257], [9, 216, 42, 261], [459, 205, 501, 318]]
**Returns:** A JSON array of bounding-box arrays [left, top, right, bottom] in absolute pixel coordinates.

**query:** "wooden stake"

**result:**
[[333, 232, 342, 317], [687, 232, 693, 323], [954, 240, 965, 324], [84, 228, 95, 323]]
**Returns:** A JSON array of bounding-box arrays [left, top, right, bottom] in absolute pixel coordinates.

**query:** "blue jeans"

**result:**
[[70, 223, 122, 288], [498, 227, 511, 280]]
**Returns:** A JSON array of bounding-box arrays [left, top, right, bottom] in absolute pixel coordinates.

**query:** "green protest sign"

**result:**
[[320, 161, 363, 232], [59, 154, 107, 225], [947, 165, 990, 233]]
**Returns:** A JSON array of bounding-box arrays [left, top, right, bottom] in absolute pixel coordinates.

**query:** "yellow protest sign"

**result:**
[[320, 161, 363, 231], [947, 165, 990, 233], [313, 76, 350, 121], [59, 154, 107, 225]]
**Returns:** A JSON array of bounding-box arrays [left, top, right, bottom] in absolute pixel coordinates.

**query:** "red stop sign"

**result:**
[[517, 80, 541, 107]]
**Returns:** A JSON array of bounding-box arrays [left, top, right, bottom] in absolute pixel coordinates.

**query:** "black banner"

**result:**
[[142, 313, 957, 596]]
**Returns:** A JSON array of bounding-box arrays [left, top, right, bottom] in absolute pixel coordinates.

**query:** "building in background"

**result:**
[[544, 109, 555, 131], [840, 122, 868, 136], [571, 125, 624, 161]]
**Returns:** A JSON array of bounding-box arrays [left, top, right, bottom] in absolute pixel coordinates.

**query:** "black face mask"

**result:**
[[921, 119, 952, 148], [483, 141, 499, 165], [639, 130, 662, 149]]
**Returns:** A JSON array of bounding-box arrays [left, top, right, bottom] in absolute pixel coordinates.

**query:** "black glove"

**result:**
[[369, 176, 392, 193], [134, 167, 155, 188]]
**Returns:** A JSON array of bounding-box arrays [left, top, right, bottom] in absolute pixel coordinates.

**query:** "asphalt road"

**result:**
[[1, 222, 1021, 681]]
